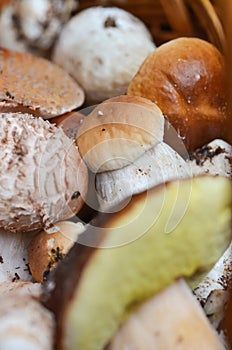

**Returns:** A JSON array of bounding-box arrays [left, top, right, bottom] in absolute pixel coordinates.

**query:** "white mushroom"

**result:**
[[188, 139, 232, 178], [0, 229, 36, 283], [53, 6, 156, 104], [193, 241, 232, 329], [96, 142, 190, 208], [0, 0, 78, 56], [0, 292, 54, 350], [0, 112, 88, 232]]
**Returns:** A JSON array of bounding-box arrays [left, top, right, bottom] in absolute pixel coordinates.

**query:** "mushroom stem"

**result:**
[[0, 292, 54, 350], [108, 279, 226, 350], [96, 142, 190, 208]]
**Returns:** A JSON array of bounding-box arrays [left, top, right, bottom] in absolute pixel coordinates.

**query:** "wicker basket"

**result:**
[[77, 0, 225, 52], [0, 0, 226, 51]]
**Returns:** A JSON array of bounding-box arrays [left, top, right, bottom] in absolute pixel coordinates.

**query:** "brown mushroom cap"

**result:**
[[0, 47, 85, 118], [28, 221, 85, 283], [76, 95, 164, 173], [127, 37, 227, 152]]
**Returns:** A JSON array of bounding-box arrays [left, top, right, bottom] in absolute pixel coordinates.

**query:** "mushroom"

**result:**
[[0, 229, 36, 283], [0, 112, 88, 232], [0, 292, 54, 350], [28, 220, 86, 283], [0, 273, 54, 349], [193, 240, 232, 330], [76, 95, 164, 173], [42, 176, 231, 350], [75, 95, 184, 210], [108, 279, 225, 350], [188, 139, 232, 178], [127, 37, 228, 152], [95, 142, 190, 208], [0, 0, 78, 57], [0, 47, 84, 119], [52, 6, 156, 104]]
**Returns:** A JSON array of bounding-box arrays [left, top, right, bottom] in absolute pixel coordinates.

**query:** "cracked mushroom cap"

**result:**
[[0, 112, 88, 233], [76, 95, 165, 173], [0, 47, 84, 118]]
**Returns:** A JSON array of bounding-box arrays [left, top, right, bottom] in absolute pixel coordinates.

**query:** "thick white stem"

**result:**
[[96, 142, 190, 208]]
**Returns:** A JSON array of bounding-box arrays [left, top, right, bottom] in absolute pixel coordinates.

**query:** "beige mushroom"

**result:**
[[0, 0, 78, 57], [0, 112, 88, 232], [76, 95, 165, 173], [0, 292, 54, 350]]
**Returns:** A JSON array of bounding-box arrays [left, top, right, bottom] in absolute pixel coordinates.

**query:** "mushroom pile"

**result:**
[[0, 3, 231, 350], [0, 45, 89, 348]]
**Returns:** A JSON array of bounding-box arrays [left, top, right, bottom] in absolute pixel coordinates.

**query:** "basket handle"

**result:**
[[159, 0, 193, 36], [187, 0, 225, 52], [159, 0, 225, 52]]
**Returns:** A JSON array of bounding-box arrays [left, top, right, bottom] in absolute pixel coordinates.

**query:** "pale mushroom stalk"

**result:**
[[193, 240, 232, 329], [108, 279, 225, 350], [0, 229, 37, 283], [96, 142, 190, 209], [188, 139, 232, 178], [0, 279, 54, 350], [0, 292, 54, 350]]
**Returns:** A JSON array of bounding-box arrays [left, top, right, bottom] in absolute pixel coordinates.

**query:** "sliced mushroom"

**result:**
[[43, 176, 231, 350]]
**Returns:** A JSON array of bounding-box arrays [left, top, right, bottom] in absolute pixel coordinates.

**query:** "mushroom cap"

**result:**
[[52, 6, 155, 104], [28, 221, 85, 283], [127, 37, 227, 152], [0, 47, 84, 118], [0, 112, 88, 232], [76, 95, 164, 173], [0, 0, 77, 55]]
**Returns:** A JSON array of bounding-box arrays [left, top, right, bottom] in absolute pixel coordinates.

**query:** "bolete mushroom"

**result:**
[[127, 37, 228, 152], [43, 176, 231, 350]]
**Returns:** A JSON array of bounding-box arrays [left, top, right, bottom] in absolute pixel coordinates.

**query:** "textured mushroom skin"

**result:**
[[0, 113, 88, 232], [0, 47, 84, 118]]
